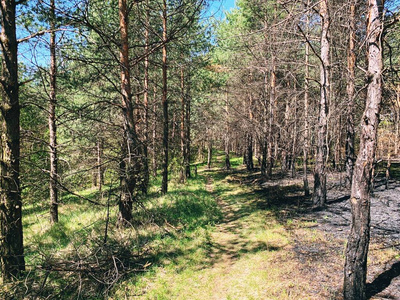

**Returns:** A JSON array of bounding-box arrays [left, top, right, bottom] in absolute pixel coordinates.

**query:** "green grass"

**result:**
[[8, 167, 224, 298]]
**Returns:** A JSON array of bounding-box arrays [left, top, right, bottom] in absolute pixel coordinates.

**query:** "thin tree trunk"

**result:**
[[343, 1, 383, 298], [282, 96, 290, 174], [97, 138, 104, 191], [395, 84, 399, 156], [395, 111, 399, 156], [185, 75, 191, 178], [261, 142, 267, 177], [312, 0, 330, 207], [225, 90, 231, 170], [141, 0, 150, 193], [180, 66, 186, 182], [207, 141, 212, 169], [247, 93, 254, 171], [261, 73, 268, 178], [161, 0, 169, 194], [49, 0, 58, 223], [0, 0, 25, 280], [346, 1, 357, 187], [385, 153, 391, 189], [118, 0, 139, 225], [303, 12, 310, 195], [152, 86, 157, 177], [225, 137, 231, 170], [267, 64, 276, 177], [171, 111, 176, 140], [198, 141, 204, 162], [291, 89, 298, 178], [246, 133, 254, 171]]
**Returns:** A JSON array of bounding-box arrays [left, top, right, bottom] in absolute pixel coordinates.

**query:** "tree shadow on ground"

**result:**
[[366, 261, 400, 299]]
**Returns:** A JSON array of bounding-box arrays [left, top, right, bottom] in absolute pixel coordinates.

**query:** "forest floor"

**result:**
[[112, 156, 400, 299], [4, 156, 400, 299]]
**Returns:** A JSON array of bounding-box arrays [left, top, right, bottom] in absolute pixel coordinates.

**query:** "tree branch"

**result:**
[[17, 28, 68, 44]]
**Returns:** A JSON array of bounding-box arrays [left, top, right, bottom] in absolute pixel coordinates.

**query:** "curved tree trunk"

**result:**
[[343, 1, 384, 299]]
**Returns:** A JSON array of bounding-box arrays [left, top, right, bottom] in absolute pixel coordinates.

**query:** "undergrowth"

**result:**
[[2, 169, 222, 299]]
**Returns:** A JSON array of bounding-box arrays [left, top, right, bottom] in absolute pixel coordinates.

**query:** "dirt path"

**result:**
[[207, 177, 246, 269]]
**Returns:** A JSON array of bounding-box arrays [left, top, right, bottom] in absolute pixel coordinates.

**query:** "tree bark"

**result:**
[[152, 86, 157, 177], [312, 0, 330, 207], [49, 0, 58, 224], [180, 65, 186, 182], [141, 0, 150, 194], [118, 0, 139, 225], [303, 11, 310, 195], [0, 0, 26, 280], [345, 0, 357, 187], [161, 0, 169, 194], [267, 64, 276, 177], [385, 153, 391, 189], [261, 73, 268, 178], [225, 90, 231, 170], [343, 1, 384, 298], [261, 142, 267, 177], [97, 138, 104, 191], [394, 84, 399, 156], [207, 141, 212, 169], [291, 88, 297, 178], [245, 133, 254, 171], [185, 74, 191, 178]]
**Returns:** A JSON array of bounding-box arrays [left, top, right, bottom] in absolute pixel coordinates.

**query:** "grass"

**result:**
[[3, 154, 399, 299]]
